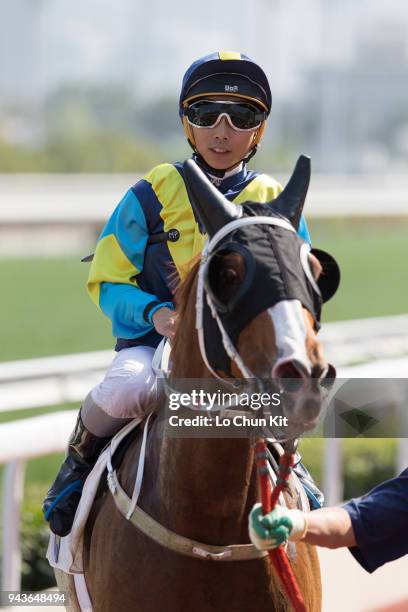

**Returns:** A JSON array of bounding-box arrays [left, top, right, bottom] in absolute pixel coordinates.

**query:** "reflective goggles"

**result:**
[[183, 100, 267, 131]]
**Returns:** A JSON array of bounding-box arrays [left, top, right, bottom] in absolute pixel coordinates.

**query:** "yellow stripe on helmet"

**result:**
[[218, 51, 242, 61]]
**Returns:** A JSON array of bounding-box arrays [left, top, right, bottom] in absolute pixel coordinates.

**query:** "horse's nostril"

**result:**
[[277, 361, 303, 379], [274, 361, 307, 393]]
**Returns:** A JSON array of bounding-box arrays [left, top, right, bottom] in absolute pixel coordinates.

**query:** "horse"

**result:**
[[57, 156, 339, 611]]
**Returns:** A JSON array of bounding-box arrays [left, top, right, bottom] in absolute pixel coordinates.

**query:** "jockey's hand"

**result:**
[[249, 504, 308, 551], [152, 307, 177, 339]]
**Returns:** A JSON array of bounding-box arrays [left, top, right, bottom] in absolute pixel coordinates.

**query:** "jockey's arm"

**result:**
[[86, 188, 173, 339]]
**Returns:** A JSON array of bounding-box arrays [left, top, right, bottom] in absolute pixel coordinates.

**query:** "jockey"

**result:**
[[43, 51, 323, 537], [249, 466, 408, 573]]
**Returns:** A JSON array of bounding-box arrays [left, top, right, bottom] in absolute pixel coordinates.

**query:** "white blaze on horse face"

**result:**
[[268, 300, 311, 378]]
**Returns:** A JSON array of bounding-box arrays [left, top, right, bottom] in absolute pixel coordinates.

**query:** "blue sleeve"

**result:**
[[99, 283, 173, 339], [297, 214, 311, 244], [87, 187, 173, 339], [342, 468, 408, 573]]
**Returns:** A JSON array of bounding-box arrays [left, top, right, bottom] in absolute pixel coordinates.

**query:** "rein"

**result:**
[[255, 439, 307, 612]]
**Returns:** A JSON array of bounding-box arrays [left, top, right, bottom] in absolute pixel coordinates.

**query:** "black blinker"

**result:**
[[311, 248, 341, 303]]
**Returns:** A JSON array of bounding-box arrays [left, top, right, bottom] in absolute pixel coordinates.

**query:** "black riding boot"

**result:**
[[43, 411, 111, 537], [292, 452, 325, 509]]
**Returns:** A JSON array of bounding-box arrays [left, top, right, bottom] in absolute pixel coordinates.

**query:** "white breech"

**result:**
[[90, 346, 156, 419]]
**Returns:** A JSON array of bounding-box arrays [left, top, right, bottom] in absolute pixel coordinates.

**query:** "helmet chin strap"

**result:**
[[191, 145, 259, 179]]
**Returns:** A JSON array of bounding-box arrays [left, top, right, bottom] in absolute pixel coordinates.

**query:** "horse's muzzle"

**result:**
[[273, 359, 336, 430]]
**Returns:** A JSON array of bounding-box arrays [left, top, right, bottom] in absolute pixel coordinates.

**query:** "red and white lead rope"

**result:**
[[255, 440, 307, 612]]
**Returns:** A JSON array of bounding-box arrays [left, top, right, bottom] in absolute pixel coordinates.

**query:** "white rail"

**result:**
[[1, 173, 408, 222], [1, 315, 408, 414], [0, 350, 112, 412], [0, 412, 77, 591]]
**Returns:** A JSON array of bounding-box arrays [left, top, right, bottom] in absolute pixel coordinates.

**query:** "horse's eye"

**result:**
[[221, 267, 239, 284], [208, 252, 245, 305]]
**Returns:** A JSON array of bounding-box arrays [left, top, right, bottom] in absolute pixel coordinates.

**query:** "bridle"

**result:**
[[195, 213, 318, 387]]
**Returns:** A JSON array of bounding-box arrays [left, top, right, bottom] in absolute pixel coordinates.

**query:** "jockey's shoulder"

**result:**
[[126, 163, 283, 208], [133, 162, 182, 190], [253, 170, 282, 188], [240, 170, 283, 202], [119, 163, 183, 210]]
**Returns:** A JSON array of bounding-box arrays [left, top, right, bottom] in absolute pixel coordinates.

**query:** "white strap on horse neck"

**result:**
[[108, 468, 267, 561], [196, 215, 295, 384], [106, 414, 267, 562], [106, 413, 153, 521], [152, 338, 172, 377], [106, 422, 305, 562], [126, 412, 153, 520]]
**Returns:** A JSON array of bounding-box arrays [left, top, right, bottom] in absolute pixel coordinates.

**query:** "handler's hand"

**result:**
[[249, 504, 307, 551], [152, 307, 177, 339]]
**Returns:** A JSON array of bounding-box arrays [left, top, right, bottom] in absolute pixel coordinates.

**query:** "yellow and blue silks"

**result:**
[[87, 161, 311, 349]]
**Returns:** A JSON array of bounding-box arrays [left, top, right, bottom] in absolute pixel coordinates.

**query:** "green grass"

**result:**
[[309, 216, 408, 322], [1, 217, 407, 363], [0, 257, 112, 361]]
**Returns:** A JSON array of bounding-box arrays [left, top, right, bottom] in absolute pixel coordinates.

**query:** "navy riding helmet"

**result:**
[[179, 51, 272, 166]]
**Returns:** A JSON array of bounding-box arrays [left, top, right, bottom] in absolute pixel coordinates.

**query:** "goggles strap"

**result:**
[[242, 144, 258, 164]]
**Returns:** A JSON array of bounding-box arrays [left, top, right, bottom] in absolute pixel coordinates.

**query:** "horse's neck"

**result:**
[[157, 431, 257, 546], [154, 351, 257, 545]]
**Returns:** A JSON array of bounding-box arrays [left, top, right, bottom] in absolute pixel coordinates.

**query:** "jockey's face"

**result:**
[[191, 95, 260, 171]]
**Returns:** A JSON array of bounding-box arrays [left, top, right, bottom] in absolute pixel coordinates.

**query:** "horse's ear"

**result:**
[[268, 155, 311, 230], [183, 159, 242, 237]]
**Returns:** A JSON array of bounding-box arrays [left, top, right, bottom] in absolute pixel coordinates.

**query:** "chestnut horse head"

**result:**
[[172, 155, 339, 437], [82, 156, 340, 612]]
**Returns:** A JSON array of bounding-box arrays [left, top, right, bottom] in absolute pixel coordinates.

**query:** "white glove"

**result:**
[[249, 503, 308, 551]]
